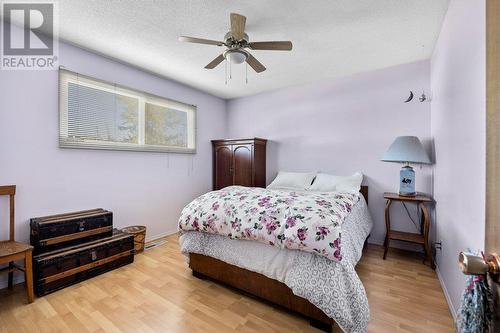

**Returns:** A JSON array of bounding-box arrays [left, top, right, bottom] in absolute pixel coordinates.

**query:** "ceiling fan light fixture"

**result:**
[[224, 50, 248, 64], [179, 13, 293, 74]]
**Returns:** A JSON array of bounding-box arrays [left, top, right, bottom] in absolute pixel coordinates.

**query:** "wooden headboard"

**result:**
[[360, 185, 368, 204]]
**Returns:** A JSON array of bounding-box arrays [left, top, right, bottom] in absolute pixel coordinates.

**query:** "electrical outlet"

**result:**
[[434, 241, 442, 251]]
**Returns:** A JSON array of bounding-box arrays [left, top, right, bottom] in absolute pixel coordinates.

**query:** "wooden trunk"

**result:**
[[30, 208, 113, 254], [33, 230, 134, 296], [212, 138, 267, 190]]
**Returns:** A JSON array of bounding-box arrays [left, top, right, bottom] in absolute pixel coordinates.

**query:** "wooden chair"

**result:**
[[0, 185, 34, 303]]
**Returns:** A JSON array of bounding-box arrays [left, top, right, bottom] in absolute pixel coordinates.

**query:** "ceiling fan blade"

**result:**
[[204, 54, 225, 69], [230, 13, 246, 40], [247, 41, 293, 51], [179, 36, 224, 46], [246, 53, 266, 73]]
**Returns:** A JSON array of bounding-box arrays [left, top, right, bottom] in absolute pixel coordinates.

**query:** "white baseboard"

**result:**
[[2, 229, 460, 330], [145, 229, 178, 243], [0, 274, 24, 291], [0, 229, 179, 292], [367, 237, 384, 246], [373, 237, 456, 324], [436, 264, 458, 323], [369, 236, 424, 252], [372, 238, 457, 327]]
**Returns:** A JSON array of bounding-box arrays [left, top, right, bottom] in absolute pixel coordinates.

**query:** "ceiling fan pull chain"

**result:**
[[229, 60, 232, 80], [246, 62, 248, 84], [225, 60, 227, 85]]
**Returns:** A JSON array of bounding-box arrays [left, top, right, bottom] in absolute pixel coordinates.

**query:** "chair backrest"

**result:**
[[0, 185, 16, 241]]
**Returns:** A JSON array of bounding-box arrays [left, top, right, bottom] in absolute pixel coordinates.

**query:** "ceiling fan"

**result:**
[[179, 13, 293, 73]]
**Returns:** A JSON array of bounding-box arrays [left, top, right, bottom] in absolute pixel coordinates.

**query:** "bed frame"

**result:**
[[189, 186, 369, 333]]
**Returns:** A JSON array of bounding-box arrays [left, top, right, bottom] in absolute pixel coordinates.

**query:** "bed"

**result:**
[[179, 185, 372, 333]]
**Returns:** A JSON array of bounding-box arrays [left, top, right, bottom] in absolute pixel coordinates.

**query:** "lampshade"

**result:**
[[382, 136, 431, 164]]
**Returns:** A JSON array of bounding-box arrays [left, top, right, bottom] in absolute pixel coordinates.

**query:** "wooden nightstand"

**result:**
[[383, 192, 435, 269]]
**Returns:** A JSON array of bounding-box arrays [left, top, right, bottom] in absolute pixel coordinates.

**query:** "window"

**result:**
[[59, 69, 196, 153]]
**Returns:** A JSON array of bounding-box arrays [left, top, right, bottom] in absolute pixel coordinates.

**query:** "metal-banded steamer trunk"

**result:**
[[30, 209, 113, 254], [33, 230, 134, 296]]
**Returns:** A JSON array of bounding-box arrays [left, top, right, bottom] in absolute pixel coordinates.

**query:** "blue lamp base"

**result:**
[[399, 165, 416, 196]]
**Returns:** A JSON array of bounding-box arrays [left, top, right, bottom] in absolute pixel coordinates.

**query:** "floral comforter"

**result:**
[[178, 186, 360, 262]]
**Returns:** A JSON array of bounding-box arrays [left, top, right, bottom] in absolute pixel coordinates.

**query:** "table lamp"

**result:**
[[382, 136, 431, 196]]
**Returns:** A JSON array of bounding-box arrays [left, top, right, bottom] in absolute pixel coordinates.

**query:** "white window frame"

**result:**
[[59, 68, 197, 153]]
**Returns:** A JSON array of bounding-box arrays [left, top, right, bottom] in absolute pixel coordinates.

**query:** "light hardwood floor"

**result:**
[[0, 235, 455, 332]]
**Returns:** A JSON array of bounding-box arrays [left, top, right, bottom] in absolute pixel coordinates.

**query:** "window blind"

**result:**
[[59, 68, 196, 153]]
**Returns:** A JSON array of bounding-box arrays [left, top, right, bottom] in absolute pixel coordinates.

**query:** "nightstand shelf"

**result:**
[[383, 192, 435, 269], [388, 230, 425, 244]]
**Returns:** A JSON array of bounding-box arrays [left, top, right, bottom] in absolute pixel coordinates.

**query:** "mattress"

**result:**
[[180, 195, 373, 333]]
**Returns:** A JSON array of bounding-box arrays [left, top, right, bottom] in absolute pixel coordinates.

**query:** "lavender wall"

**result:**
[[430, 0, 486, 318], [227, 60, 433, 247], [0, 41, 227, 250]]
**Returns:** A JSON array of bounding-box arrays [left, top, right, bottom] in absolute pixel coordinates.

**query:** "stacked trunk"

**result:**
[[30, 209, 134, 296]]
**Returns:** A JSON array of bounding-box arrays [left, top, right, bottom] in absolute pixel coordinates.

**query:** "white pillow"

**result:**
[[309, 172, 363, 193], [267, 171, 317, 190]]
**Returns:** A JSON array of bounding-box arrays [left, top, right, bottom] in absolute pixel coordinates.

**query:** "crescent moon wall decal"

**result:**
[[404, 91, 414, 103]]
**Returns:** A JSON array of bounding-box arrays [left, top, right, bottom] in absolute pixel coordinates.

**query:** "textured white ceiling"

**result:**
[[53, 1, 448, 99]]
